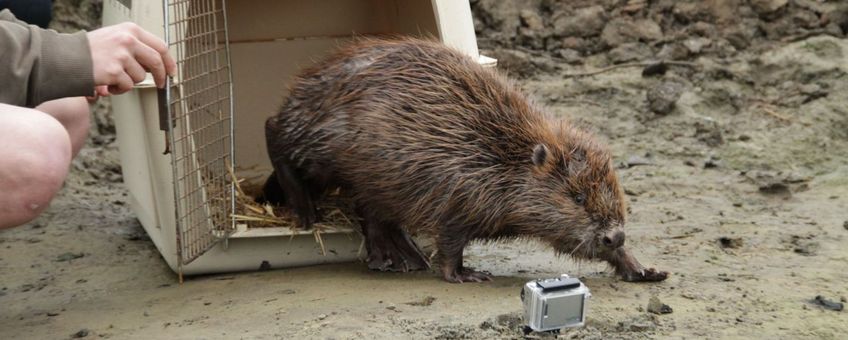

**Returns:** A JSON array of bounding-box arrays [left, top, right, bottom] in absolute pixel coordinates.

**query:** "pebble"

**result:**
[[683, 37, 712, 54], [72, 329, 89, 338], [601, 18, 663, 47], [718, 236, 744, 249], [55, 252, 85, 262], [647, 296, 673, 314], [751, 0, 789, 15], [608, 42, 653, 63], [557, 48, 582, 64], [519, 10, 544, 31], [647, 81, 683, 114], [552, 5, 607, 38], [812, 295, 844, 311]]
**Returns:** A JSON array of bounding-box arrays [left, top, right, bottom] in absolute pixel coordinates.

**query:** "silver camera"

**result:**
[[521, 274, 591, 332]]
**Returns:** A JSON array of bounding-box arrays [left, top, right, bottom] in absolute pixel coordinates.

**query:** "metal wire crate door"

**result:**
[[164, 0, 235, 266]]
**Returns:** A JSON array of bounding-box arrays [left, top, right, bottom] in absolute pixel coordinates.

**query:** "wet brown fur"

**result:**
[[264, 37, 667, 282]]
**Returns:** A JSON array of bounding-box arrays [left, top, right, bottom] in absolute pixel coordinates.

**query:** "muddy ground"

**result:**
[[1, 1, 847, 339]]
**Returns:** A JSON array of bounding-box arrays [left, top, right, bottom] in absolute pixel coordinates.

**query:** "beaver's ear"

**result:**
[[532, 144, 549, 167]]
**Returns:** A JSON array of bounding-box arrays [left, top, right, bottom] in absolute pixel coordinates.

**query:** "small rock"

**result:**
[[683, 37, 712, 54], [647, 296, 673, 314], [790, 235, 819, 256], [517, 26, 546, 50], [843, 221, 847, 230], [624, 155, 653, 168], [624, 187, 642, 196], [55, 252, 85, 262], [608, 42, 653, 63], [811, 295, 844, 311], [72, 329, 89, 338], [718, 237, 744, 249], [495, 313, 523, 329], [691, 21, 717, 36], [656, 43, 690, 60], [798, 83, 828, 103], [628, 320, 655, 332], [317, 313, 328, 320], [405, 296, 436, 306], [560, 36, 587, 51], [258, 260, 271, 271], [824, 4, 848, 35], [617, 314, 658, 332], [647, 82, 684, 115], [557, 48, 582, 64], [601, 18, 663, 47], [758, 182, 791, 196], [672, 2, 705, 24], [47, 311, 60, 317], [751, 0, 788, 16], [725, 28, 752, 50], [738, 134, 751, 141], [552, 5, 607, 38], [704, 156, 721, 169], [641, 62, 669, 77], [693, 119, 724, 147], [519, 10, 544, 31]]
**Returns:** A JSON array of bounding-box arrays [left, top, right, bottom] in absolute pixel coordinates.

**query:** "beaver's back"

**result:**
[[266, 38, 556, 233]]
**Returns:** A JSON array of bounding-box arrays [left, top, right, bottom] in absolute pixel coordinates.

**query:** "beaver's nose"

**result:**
[[602, 229, 625, 249]]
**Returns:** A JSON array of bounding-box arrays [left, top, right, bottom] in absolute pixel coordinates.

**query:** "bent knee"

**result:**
[[19, 114, 72, 207], [0, 111, 71, 228]]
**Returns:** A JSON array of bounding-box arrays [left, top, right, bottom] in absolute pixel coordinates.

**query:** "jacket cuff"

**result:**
[[34, 30, 95, 105]]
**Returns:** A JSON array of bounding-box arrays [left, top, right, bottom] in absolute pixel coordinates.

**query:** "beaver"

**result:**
[[262, 38, 669, 283]]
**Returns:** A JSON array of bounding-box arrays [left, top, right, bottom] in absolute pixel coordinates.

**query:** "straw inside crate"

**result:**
[[227, 166, 361, 254]]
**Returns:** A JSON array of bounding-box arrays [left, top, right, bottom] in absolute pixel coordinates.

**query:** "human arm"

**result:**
[[0, 9, 94, 107], [0, 10, 177, 107]]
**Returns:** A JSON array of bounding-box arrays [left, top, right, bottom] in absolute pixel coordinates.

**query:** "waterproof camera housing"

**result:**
[[521, 275, 591, 332]]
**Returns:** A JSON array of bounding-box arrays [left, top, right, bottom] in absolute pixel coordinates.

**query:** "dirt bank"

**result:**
[[1, 1, 846, 339]]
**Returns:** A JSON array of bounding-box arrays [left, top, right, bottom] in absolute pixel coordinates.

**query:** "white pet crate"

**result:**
[[102, 0, 496, 278]]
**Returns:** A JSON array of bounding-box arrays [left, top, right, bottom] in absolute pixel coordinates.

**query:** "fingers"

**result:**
[[124, 57, 147, 84], [134, 26, 177, 78], [131, 43, 167, 87], [108, 72, 134, 95], [89, 22, 177, 92], [95, 85, 110, 97]]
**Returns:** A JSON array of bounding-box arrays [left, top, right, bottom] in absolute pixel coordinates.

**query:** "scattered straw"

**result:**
[[227, 165, 360, 237]]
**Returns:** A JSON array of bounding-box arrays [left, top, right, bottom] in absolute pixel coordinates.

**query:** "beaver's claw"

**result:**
[[621, 267, 669, 282], [443, 267, 493, 283]]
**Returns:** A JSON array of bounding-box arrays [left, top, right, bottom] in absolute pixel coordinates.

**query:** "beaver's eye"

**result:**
[[574, 193, 586, 205]]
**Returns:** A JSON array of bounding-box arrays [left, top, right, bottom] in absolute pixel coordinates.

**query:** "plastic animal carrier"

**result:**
[[102, 0, 495, 278]]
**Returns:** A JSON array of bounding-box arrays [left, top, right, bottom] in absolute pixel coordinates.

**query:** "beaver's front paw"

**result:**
[[621, 267, 669, 282]]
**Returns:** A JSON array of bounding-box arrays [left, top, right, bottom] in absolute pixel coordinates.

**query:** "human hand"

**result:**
[[87, 22, 177, 95], [85, 85, 109, 103]]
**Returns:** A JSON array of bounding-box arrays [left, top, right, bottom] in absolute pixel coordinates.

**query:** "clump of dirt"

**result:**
[[472, 0, 848, 78]]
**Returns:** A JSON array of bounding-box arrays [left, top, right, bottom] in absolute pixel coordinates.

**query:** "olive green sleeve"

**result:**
[[0, 9, 95, 107]]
